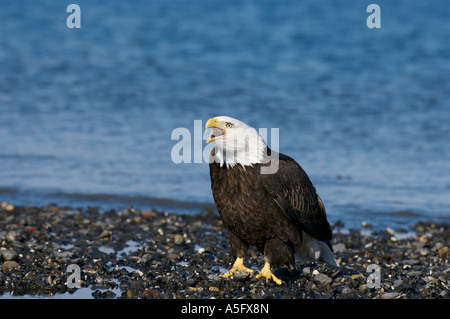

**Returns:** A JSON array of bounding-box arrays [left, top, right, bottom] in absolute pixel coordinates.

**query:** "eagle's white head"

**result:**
[[205, 116, 267, 168]]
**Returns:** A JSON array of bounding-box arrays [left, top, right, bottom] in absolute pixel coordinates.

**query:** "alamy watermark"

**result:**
[[170, 120, 280, 174], [366, 4, 381, 29], [66, 4, 81, 29], [66, 4, 380, 30], [367, 264, 381, 289], [66, 264, 81, 288]]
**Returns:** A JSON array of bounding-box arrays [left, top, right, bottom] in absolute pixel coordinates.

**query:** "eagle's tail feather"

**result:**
[[295, 231, 339, 266], [317, 240, 339, 266]]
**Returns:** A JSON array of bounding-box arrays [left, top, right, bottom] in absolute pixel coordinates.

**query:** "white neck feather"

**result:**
[[213, 127, 267, 169]]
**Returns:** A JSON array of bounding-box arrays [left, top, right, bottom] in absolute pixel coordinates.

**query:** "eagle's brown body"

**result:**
[[209, 148, 335, 269]]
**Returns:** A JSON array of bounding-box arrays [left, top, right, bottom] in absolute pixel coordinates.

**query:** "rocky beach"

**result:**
[[0, 201, 448, 299]]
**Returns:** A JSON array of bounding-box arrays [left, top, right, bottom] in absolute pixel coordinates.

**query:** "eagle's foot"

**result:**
[[221, 257, 254, 278], [256, 262, 282, 285]]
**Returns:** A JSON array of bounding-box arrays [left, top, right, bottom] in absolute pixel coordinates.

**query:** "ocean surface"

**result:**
[[0, 0, 449, 229]]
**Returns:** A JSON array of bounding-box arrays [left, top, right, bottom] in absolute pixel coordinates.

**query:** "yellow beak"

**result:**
[[205, 118, 225, 143]]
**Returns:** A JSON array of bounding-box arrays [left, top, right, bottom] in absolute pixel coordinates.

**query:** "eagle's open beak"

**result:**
[[205, 118, 226, 143]]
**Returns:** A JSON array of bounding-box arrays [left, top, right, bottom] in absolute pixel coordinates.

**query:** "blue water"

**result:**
[[0, 0, 449, 229]]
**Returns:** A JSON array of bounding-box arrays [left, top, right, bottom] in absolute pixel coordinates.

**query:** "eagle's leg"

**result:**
[[256, 262, 282, 285], [221, 231, 253, 278], [221, 257, 254, 278], [256, 237, 292, 285]]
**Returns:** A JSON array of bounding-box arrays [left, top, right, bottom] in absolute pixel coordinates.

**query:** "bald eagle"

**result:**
[[205, 116, 338, 285]]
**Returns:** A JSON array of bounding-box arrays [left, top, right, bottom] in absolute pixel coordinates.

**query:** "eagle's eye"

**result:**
[[226, 122, 233, 128]]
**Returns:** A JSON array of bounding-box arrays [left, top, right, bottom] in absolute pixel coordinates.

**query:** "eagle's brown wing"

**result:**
[[261, 152, 333, 248]]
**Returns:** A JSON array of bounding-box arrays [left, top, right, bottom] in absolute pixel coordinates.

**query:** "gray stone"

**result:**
[[386, 227, 395, 236], [55, 251, 74, 259], [208, 274, 221, 282], [333, 243, 346, 253], [381, 292, 400, 299], [233, 271, 251, 281], [407, 270, 422, 277], [313, 273, 332, 286], [402, 259, 420, 265], [1, 249, 18, 261], [5, 231, 16, 242], [302, 267, 311, 276], [393, 279, 403, 288]]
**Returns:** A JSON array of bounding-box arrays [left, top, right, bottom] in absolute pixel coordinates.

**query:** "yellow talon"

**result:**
[[221, 257, 254, 278], [256, 262, 282, 285]]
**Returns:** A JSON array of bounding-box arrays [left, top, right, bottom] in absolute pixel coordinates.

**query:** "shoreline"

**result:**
[[0, 201, 448, 299], [2, 188, 449, 232]]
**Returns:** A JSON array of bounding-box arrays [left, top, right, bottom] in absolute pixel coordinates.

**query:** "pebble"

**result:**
[[2, 261, 19, 273], [313, 273, 332, 286], [333, 243, 346, 253], [195, 245, 206, 254], [419, 248, 429, 256], [5, 231, 17, 242], [171, 234, 184, 244], [402, 259, 420, 265], [361, 221, 371, 228], [141, 210, 156, 218], [351, 274, 366, 280], [381, 292, 400, 299], [0, 202, 448, 300], [166, 253, 180, 261], [99, 230, 112, 239], [207, 274, 221, 282], [302, 267, 311, 276], [143, 288, 161, 298], [438, 246, 449, 258], [386, 227, 395, 236], [0, 249, 18, 261], [407, 271, 423, 277], [233, 271, 251, 281]]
